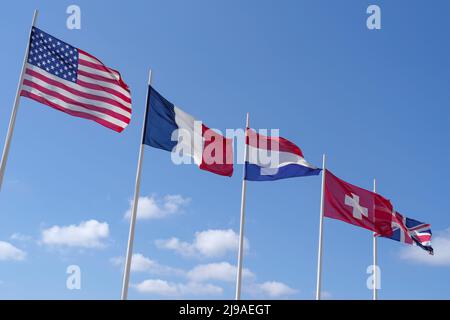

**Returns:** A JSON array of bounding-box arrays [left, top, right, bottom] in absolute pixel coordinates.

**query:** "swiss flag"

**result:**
[[324, 170, 394, 236]]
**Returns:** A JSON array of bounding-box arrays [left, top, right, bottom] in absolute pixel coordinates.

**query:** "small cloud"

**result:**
[[0, 241, 26, 261], [156, 237, 195, 256], [187, 262, 254, 283], [134, 279, 179, 296], [133, 279, 223, 297], [156, 229, 248, 258], [321, 291, 332, 299], [400, 228, 450, 266], [10, 233, 32, 242], [41, 220, 109, 249], [124, 194, 190, 220], [250, 281, 297, 298], [111, 253, 184, 276]]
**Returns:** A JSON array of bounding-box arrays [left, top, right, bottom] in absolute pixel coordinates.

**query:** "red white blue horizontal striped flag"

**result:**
[[20, 27, 131, 132], [244, 129, 321, 181]]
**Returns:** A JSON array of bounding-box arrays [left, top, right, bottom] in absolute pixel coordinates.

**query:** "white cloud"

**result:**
[[180, 282, 223, 296], [10, 233, 32, 242], [187, 262, 254, 283], [0, 241, 26, 261], [111, 253, 184, 276], [41, 220, 109, 248], [156, 237, 194, 255], [400, 228, 450, 266], [124, 194, 190, 220], [133, 279, 223, 297], [156, 229, 248, 258], [130, 254, 159, 272], [134, 279, 178, 296], [123, 255, 295, 298], [251, 281, 297, 298]]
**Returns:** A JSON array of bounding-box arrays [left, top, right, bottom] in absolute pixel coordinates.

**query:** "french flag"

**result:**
[[143, 86, 233, 177], [245, 129, 321, 181]]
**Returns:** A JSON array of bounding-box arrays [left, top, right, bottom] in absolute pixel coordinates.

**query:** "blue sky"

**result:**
[[0, 0, 449, 299]]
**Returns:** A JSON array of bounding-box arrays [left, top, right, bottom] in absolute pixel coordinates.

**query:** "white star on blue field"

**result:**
[[0, 0, 449, 299]]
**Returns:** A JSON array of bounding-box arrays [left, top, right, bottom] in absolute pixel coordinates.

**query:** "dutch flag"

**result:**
[[244, 128, 321, 181]]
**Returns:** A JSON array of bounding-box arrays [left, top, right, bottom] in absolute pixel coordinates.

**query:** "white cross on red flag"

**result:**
[[323, 169, 394, 236]]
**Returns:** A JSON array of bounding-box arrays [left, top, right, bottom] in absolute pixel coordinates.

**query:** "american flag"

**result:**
[[20, 27, 131, 132], [379, 211, 434, 255]]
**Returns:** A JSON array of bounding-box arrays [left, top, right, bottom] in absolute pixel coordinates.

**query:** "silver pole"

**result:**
[[315, 154, 326, 300], [121, 69, 153, 300], [0, 9, 39, 191], [235, 112, 249, 300]]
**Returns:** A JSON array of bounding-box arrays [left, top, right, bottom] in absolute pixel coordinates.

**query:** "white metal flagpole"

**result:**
[[0, 9, 39, 192], [315, 154, 326, 300], [372, 178, 378, 300], [235, 112, 249, 300], [121, 69, 153, 300]]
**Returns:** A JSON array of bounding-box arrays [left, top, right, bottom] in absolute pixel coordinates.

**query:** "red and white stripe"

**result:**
[[409, 224, 433, 246], [246, 128, 318, 169], [20, 49, 131, 132]]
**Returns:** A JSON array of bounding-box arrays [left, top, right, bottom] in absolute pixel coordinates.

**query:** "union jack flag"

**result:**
[[379, 211, 434, 255]]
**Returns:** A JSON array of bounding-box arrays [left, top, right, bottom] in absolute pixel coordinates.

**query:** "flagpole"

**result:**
[[315, 154, 326, 300], [235, 112, 249, 300], [121, 69, 153, 300], [0, 9, 39, 192], [372, 178, 378, 300]]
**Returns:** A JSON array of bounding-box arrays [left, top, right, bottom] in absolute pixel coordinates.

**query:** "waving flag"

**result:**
[[379, 212, 433, 254], [20, 27, 131, 132], [143, 86, 233, 177], [244, 129, 321, 181], [323, 169, 395, 236]]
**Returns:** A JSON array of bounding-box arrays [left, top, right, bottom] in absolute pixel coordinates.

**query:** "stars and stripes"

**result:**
[[20, 27, 131, 132]]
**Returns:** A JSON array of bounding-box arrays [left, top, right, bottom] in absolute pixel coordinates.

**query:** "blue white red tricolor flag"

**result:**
[[379, 212, 434, 255], [20, 27, 131, 132], [143, 86, 233, 177], [244, 129, 321, 181]]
